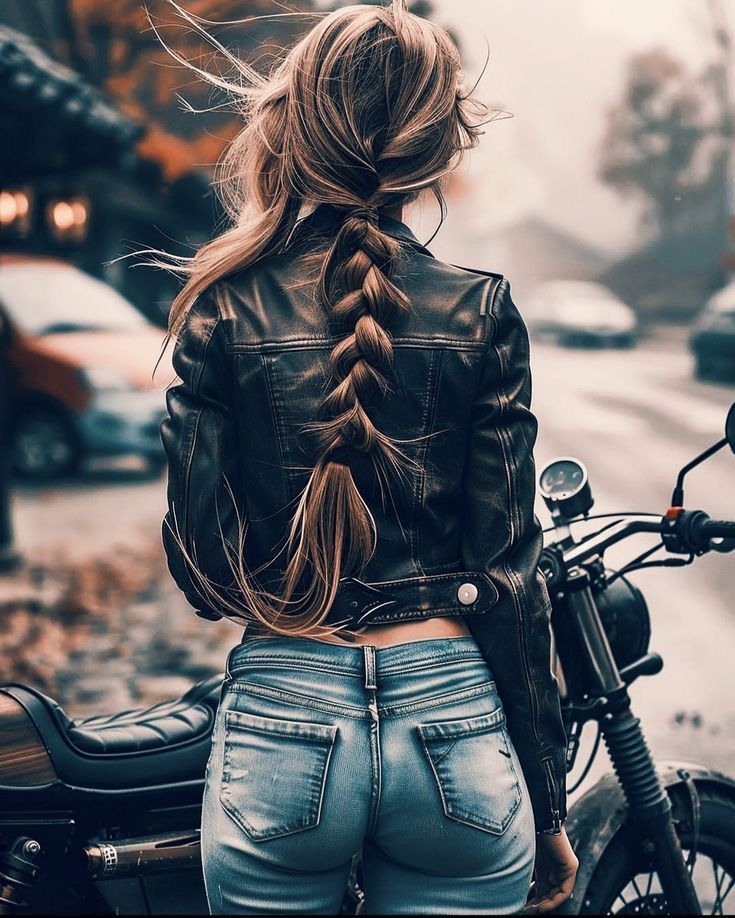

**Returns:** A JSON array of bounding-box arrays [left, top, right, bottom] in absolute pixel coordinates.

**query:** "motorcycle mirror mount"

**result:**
[[670, 402, 735, 508]]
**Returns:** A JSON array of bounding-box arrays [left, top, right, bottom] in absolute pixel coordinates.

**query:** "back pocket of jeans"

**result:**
[[219, 709, 338, 841], [417, 706, 522, 835]]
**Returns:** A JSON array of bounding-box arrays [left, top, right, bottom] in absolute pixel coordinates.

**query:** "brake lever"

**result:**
[[712, 537, 735, 554]]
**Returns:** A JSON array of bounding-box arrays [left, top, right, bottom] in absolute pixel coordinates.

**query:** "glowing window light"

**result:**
[[46, 196, 89, 243], [0, 189, 32, 233], [51, 201, 76, 230], [0, 191, 15, 225]]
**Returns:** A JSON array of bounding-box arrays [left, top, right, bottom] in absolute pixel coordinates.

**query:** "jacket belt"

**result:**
[[324, 571, 499, 630]]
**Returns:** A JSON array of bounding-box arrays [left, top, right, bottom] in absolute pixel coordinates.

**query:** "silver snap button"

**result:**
[[458, 582, 478, 605]]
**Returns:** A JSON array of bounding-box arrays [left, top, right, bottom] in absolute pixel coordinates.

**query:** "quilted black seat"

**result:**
[[68, 679, 220, 753], [1, 676, 223, 790]]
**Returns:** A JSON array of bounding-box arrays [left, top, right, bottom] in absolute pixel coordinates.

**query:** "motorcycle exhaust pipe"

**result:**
[[83, 831, 200, 879]]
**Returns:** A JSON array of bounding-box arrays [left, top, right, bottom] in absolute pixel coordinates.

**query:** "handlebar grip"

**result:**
[[701, 520, 735, 540], [667, 511, 735, 552]]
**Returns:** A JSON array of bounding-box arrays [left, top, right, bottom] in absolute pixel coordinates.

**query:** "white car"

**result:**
[[524, 280, 638, 348], [689, 280, 735, 382]]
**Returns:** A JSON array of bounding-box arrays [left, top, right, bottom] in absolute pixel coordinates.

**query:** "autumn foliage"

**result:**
[[57, 1, 319, 180]]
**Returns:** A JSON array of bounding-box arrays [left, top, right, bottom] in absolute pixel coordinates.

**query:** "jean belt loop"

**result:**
[[224, 645, 237, 681], [363, 645, 377, 691]]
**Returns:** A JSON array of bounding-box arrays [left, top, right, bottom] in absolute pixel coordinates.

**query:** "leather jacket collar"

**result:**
[[289, 204, 435, 258]]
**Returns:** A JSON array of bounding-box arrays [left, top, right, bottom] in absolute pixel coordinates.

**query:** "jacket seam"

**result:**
[[476, 275, 502, 390], [347, 570, 492, 588], [455, 276, 501, 497], [413, 348, 443, 573], [227, 338, 486, 354], [260, 353, 289, 489], [180, 313, 220, 549], [488, 279, 543, 756]]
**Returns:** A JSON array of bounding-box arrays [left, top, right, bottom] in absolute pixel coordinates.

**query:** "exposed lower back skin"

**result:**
[[316, 615, 474, 647]]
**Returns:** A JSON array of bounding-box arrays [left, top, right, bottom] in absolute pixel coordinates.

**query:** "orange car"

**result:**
[[0, 256, 173, 479]]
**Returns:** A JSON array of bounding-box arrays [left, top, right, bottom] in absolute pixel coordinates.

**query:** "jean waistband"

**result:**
[[225, 635, 486, 682]]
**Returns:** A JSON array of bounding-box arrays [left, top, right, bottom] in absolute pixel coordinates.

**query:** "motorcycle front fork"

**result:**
[[564, 568, 702, 915]]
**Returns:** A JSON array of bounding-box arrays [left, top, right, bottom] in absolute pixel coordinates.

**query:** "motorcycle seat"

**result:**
[[1, 676, 222, 790]]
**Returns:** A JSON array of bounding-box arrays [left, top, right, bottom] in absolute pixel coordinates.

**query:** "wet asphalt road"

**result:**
[[11, 328, 735, 810]]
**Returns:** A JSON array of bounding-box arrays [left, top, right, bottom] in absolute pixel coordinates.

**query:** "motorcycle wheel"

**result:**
[[580, 784, 735, 915]]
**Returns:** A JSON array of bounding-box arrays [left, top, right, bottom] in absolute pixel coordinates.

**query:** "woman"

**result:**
[[160, 1, 578, 914]]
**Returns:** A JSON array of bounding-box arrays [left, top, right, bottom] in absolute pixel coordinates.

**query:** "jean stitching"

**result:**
[[428, 739, 458, 766], [366, 689, 382, 836], [228, 681, 370, 720], [218, 714, 336, 840], [378, 682, 496, 718], [225, 708, 337, 742], [418, 713, 522, 835], [416, 705, 506, 741], [227, 655, 364, 676], [378, 653, 487, 677], [230, 644, 485, 679], [445, 787, 522, 835], [228, 650, 488, 680]]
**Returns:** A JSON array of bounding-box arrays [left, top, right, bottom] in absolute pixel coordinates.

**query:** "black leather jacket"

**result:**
[[160, 205, 568, 834]]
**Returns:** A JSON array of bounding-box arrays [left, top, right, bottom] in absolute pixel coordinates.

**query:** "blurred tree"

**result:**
[[598, 49, 724, 240], [55, 0, 439, 184], [698, 0, 735, 275], [55, 1, 322, 181]]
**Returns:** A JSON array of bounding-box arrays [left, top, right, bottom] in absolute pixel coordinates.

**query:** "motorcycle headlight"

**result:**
[[81, 366, 133, 392], [596, 574, 651, 669]]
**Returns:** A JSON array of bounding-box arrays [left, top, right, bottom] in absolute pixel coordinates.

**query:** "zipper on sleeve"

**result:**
[[542, 756, 562, 832]]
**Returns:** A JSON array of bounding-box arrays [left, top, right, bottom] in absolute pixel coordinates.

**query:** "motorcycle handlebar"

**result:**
[[556, 510, 735, 573], [695, 519, 735, 540], [561, 517, 662, 569]]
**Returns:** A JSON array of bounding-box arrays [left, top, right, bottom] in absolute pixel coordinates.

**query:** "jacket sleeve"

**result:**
[[159, 285, 244, 622], [461, 276, 568, 835]]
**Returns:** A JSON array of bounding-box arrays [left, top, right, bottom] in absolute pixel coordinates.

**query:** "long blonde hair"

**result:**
[[163, 0, 485, 640]]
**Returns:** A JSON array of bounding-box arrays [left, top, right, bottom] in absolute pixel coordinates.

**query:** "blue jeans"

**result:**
[[201, 635, 536, 915]]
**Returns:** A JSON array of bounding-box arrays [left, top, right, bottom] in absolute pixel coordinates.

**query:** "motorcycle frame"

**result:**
[[551, 564, 702, 914], [0, 779, 208, 913]]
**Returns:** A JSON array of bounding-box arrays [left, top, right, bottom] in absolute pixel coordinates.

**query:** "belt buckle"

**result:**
[[337, 576, 400, 627]]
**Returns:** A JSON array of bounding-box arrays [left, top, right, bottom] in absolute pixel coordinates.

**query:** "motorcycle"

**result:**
[[1, 405, 734, 915], [543, 401, 735, 915]]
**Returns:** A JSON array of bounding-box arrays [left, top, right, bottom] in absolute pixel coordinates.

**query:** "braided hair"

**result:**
[[162, 0, 485, 639]]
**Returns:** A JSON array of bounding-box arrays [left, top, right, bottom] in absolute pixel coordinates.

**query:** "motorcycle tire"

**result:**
[[580, 783, 735, 915]]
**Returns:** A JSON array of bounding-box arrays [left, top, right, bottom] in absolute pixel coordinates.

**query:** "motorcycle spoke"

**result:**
[[629, 875, 646, 901], [612, 888, 631, 913], [712, 862, 734, 915], [712, 862, 724, 915], [644, 869, 654, 900], [607, 857, 735, 915]]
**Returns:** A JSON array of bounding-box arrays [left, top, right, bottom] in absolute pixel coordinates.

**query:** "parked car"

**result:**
[[0, 256, 171, 479], [690, 280, 735, 383], [524, 280, 638, 348]]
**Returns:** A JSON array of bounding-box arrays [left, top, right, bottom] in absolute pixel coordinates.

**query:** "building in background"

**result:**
[[477, 216, 611, 307], [0, 0, 322, 325]]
